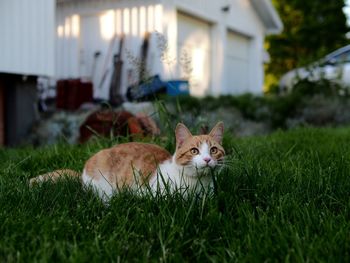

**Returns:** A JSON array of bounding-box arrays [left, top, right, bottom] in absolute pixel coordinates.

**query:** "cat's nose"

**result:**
[[203, 157, 211, 163]]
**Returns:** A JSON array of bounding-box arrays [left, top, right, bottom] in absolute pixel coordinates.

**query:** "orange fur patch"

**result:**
[[84, 142, 171, 188], [29, 169, 80, 186]]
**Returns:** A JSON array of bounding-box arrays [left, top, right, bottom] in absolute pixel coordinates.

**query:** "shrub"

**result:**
[[163, 77, 350, 133]]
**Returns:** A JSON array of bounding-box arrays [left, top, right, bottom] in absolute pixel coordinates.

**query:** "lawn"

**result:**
[[0, 126, 350, 262]]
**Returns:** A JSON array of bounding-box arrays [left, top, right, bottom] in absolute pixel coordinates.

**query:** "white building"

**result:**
[[0, 0, 282, 99], [0, 0, 56, 77], [0, 0, 56, 145]]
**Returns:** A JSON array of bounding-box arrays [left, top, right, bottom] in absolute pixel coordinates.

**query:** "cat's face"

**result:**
[[174, 122, 225, 172]]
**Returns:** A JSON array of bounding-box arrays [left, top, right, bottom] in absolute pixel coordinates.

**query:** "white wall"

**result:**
[[56, 0, 163, 99], [0, 0, 56, 76], [56, 0, 274, 97], [162, 0, 267, 95]]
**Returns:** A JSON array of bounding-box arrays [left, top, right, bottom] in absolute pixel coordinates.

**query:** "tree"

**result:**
[[266, 0, 349, 90]]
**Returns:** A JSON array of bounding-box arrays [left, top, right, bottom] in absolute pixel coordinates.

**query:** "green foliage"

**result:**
[[1, 127, 350, 261], [164, 77, 350, 129], [266, 0, 349, 87], [292, 78, 344, 97], [164, 94, 267, 120]]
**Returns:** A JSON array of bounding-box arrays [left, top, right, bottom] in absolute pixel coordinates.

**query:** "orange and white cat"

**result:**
[[30, 122, 225, 201]]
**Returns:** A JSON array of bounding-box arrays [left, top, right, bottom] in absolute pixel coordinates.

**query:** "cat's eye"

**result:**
[[190, 148, 199, 155], [210, 147, 218, 154]]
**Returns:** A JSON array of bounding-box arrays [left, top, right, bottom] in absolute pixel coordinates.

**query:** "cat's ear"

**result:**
[[209, 122, 224, 144], [175, 123, 192, 148]]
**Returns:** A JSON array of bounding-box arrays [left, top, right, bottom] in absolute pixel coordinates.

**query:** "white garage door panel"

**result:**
[[226, 58, 249, 93], [177, 13, 211, 96], [226, 31, 251, 94], [178, 13, 211, 50], [227, 32, 250, 59]]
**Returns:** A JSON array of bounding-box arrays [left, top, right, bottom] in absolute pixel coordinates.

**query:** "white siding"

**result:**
[[0, 0, 55, 76], [55, 0, 280, 96], [56, 0, 162, 99]]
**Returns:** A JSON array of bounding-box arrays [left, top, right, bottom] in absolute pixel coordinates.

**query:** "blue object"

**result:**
[[126, 76, 190, 101], [166, 80, 190, 96], [126, 75, 167, 101]]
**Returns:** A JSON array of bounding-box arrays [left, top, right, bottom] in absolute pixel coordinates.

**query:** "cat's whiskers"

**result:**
[[215, 157, 234, 167]]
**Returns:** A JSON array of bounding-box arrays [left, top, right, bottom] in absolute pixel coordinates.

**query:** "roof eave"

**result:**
[[250, 0, 283, 34]]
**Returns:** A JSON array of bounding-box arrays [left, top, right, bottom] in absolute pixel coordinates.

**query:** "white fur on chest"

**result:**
[[82, 156, 214, 201], [148, 156, 213, 195]]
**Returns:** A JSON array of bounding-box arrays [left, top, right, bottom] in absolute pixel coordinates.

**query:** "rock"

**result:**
[[122, 102, 157, 117]]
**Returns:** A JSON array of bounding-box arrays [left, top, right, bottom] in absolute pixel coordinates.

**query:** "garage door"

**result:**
[[226, 31, 251, 94], [177, 13, 211, 96]]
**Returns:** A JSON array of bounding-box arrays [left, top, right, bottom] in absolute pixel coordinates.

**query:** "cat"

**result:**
[[30, 122, 225, 201]]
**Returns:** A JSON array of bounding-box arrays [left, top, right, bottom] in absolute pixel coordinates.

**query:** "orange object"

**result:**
[[79, 110, 150, 143]]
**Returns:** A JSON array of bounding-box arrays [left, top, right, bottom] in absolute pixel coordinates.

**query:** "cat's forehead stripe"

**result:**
[[199, 142, 210, 154], [191, 136, 214, 145]]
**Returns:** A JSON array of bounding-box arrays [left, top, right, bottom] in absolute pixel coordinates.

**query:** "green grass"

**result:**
[[1, 127, 350, 262]]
